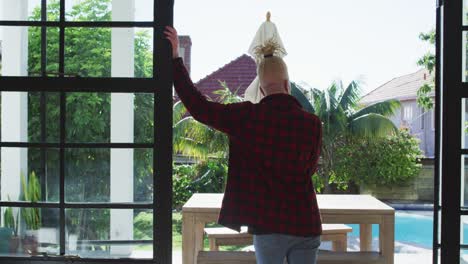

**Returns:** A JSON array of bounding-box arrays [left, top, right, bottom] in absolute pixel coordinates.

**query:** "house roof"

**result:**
[[194, 54, 257, 100], [360, 69, 434, 104]]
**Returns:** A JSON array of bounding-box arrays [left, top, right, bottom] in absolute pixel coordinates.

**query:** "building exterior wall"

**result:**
[[387, 99, 435, 157], [360, 159, 434, 202], [179, 36, 192, 75]]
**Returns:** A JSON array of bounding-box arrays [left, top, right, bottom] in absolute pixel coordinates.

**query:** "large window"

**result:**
[[0, 0, 173, 262]]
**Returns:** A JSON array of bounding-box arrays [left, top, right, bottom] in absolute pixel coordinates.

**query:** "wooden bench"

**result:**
[[197, 251, 385, 264], [204, 224, 352, 252]]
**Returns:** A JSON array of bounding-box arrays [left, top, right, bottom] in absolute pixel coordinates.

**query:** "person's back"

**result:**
[[220, 96, 322, 237], [165, 26, 322, 264]]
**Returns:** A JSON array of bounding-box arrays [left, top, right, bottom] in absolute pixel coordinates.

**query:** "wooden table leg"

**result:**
[[194, 220, 205, 260], [380, 215, 395, 264], [331, 234, 347, 252], [360, 224, 372, 252], [182, 212, 195, 264], [182, 212, 205, 264], [209, 238, 218, 251]]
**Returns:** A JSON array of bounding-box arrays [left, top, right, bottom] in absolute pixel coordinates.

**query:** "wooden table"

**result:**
[[182, 193, 395, 264]]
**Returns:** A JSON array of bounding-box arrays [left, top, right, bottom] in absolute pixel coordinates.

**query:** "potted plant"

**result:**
[[4, 203, 20, 253], [21, 171, 41, 255]]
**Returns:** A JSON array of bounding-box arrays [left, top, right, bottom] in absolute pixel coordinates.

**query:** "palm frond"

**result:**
[[174, 137, 209, 160], [172, 100, 187, 125], [290, 82, 315, 113], [213, 81, 243, 103], [338, 81, 361, 112], [309, 89, 325, 116], [328, 81, 340, 102], [352, 99, 400, 119], [349, 113, 398, 138], [173, 113, 229, 162], [324, 85, 332, 112]]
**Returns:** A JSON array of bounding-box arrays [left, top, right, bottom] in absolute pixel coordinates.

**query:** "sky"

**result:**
[[1, 0, 436, 94], [174, 0, 435, 92], [173, 0, 436, 93]]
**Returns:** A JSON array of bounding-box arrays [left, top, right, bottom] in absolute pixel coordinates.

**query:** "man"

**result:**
[[165, 26, 322, 264]]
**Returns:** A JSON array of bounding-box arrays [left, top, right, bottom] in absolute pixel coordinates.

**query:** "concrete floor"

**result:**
[[171, 251, 434, 264], [169, 236, 435, 264]]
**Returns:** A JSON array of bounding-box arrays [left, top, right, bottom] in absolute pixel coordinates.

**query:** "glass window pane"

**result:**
[[463, 99, 468, 149], [64, 27, 110, 78], [463, 216, 468, 245], [0, 207, 59, 256], [65, 0, 154, 22], [30, 92, 61, 142], [66, 92, 110, 143], [65, 148, 153, 203], [134, 93, 155, 143], [66, 93, 154, 143], [1, 92, 60, 143], [64, 28, 153, 78], [0, 0, 55, 21], [464, 156, 468, 206], [0, 147, 60, 203], [462, 250, 468, 264], [0, 26, 59, 77], [2, 92, 60, 143], [464, 32, 468, 82], [0, 26, 33, 77], [28, 27, 60, 77], [65, 209, 153, 259], [464, 0, 468, 25], [438, 209, 441, 245]]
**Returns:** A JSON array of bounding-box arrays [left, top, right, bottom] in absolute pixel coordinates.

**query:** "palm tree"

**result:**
[[173, 81, 243, 161], [292, 81, 401, 193]]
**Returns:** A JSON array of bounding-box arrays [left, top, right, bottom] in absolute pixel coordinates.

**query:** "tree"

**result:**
[[416, 30, 435, 110], [173, 81, 243, 161], [292, 81, 400, 193], [26, 0, 154, 241], [172, 82, 244, 207]]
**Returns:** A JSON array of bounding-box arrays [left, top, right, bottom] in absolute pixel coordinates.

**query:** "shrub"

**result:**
[[334, 129, 424, 187], [172, 159, 228, 210], [191, 160, 228, 194], [173, 164, 196, 210], [134, 211, 153, 240]]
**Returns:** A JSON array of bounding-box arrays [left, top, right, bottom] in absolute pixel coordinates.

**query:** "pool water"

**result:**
[[347, 211, 434, 249]]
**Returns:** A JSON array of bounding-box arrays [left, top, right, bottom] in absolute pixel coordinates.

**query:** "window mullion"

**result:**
[[59, 0, 66, 256]]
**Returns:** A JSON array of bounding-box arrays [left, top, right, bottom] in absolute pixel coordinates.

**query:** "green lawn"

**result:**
[[172, 212, 245, 251]]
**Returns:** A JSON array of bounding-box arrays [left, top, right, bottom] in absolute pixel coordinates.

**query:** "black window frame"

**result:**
[[435, 0, 468, 263], [0, 0, 174, 263]]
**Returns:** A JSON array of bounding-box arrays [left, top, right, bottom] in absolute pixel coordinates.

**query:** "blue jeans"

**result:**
[[253, 234, 321, 264]]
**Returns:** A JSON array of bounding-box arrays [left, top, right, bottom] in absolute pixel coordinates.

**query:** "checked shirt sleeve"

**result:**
[[172, 57, 251, 136]]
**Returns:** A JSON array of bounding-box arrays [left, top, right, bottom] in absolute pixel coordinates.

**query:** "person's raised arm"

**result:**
[[164, 26, 251, 136]]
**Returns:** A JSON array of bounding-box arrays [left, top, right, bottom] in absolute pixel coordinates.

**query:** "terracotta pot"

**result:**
[[9, 236, 20, 254], [22, 231, 39, 255]]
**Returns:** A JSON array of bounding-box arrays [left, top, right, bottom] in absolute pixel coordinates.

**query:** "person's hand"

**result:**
[[164, 26, 179, 59]]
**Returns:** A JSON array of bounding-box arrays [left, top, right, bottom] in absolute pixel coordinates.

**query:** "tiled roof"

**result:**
[[195, 54, 257, 100], [360, 69, 434, 104]]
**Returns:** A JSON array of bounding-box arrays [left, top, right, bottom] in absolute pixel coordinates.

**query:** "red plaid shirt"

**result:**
[[173, 58, 323, 237]]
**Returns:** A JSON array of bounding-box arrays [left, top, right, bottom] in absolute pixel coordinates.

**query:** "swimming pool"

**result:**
[[347, 211, 434, 249]]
